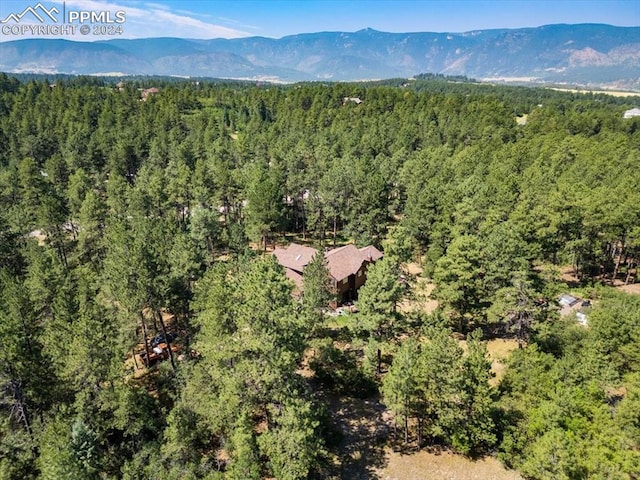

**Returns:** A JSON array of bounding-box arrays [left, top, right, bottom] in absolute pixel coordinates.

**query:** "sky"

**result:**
[[0, 0, 638, 41]]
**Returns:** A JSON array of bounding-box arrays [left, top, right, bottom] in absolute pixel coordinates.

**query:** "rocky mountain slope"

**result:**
[[1, 24, 638, 88]]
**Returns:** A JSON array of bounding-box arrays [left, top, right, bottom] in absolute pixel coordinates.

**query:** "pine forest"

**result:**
[[0, 73, 639, 479]]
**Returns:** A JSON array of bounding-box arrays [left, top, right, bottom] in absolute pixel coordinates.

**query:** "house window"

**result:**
[[357, 270, 363, 277], [341, 278, 348, 285]]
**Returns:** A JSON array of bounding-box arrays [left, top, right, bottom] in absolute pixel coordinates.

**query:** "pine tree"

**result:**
[[358, 256, 405, 371], [244, 162, 284, 251], [382, 338, 421, 444], [301, 251, 333, 335], [451, 329, 497, 455]]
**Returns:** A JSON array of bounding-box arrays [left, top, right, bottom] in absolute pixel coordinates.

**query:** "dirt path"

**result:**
[[615, 283, 640, 295], [486, 338, 520, 385]]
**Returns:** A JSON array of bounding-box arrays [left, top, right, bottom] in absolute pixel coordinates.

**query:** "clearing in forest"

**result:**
[[326, 393, 521, 480], [398, 262, 439, 315], [376, 448, 522, 480]]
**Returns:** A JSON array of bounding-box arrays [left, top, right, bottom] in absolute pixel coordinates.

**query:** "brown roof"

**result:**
[[273, 242, 383, 285], [272, 243, 319, 273], [325, 244, 370, 282], [284, 267, 304, 290], [359, 245, 383, 262]]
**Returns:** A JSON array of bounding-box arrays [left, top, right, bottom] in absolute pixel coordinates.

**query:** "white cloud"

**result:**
[[215, 15, 260, 32], [43, 0, 251, 39], [144, 2, 170, 11]]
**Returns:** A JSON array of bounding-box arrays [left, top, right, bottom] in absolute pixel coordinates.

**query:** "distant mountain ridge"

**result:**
[[1, 24, 638, 89]]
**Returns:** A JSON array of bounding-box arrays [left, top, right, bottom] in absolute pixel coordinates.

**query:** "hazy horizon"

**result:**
[[0, 0, 638, 42]]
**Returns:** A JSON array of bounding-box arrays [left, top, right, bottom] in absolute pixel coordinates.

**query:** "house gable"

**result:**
[[358, 245, 383, 263], [324, 244, 367, 283]]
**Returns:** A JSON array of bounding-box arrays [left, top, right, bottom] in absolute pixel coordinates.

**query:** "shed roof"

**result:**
[[558, 294, 579, 307]]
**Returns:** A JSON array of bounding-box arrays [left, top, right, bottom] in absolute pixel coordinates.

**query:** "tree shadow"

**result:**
[[322, 394, 391, 479]]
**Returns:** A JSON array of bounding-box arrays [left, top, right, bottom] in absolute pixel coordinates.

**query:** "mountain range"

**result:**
[[1, 24, 638, 89]]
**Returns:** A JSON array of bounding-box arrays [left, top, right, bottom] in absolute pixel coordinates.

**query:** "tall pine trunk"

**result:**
[[301, 201, 306, 240], [140, 311, 152, 367], [612, 240, 624, 284], [404, 415, 409, 445], [625, 259, 634, 284], [132, 348, 139, 370], [156, 309, 176, 371], [8, 374, 32, 436]]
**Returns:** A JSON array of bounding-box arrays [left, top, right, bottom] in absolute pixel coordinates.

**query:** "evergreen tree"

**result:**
[[488, 271, 544, 348], [382, 338, 421, 444], [301, 250, 333, 334], [433, 234, 486, 326], [416, 327, 464, 448], [244, 162, 285, 251], [452, 330, 497, 455], [357, 256, 405, 371]]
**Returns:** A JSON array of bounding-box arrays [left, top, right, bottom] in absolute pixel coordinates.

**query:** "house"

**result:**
[[272, 242, 383, 305], [343, 97, 363, 105], [141, 87, 159, 100], [272, 243, 318, 290], [325, 244, 383, 304], [623, 108, 640, 119]]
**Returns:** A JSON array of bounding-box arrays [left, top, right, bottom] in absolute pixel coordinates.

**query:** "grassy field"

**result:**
[[377, 449, 522, 480]]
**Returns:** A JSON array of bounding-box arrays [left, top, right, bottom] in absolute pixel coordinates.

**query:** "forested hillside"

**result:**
[[0, 73, 639, 479], [2, 24, 639, 89]]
